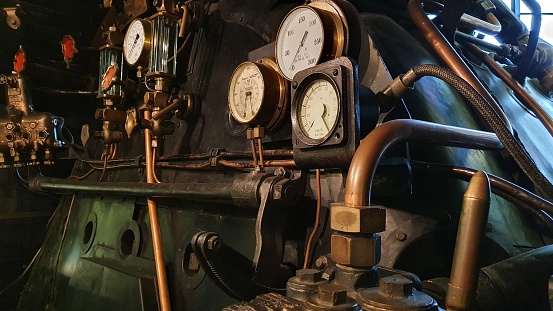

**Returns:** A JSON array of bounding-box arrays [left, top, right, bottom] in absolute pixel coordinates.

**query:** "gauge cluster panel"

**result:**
[[291, 56, 360, 168]]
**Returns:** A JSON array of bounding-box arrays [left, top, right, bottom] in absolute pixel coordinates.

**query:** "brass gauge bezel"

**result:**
[[227, 58, 288, 131], [275, 2, 345, 81], [292, 72, 343, 146], [123, 19, 152, 67]]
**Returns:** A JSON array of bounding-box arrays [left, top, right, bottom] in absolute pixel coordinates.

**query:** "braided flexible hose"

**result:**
[[401, 64, 553, 200]]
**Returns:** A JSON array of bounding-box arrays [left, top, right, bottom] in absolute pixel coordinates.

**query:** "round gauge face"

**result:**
[[298, 78, 340, 141], [228, 62, 265, 124], [276, 6, 325, 80], [123, 19, 149, 66]]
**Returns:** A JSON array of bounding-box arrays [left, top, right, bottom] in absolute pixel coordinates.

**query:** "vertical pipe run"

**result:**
[[446, 171, 491, 311], [144, 110, 171, 311]]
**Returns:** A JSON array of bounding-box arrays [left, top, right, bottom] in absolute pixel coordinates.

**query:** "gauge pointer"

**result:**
[[244, 91, 252, 118], [306, 120, 315, 132], [321, 104, 330, 131], [290, 31, 308, 70], [128, 33, 140, 56]]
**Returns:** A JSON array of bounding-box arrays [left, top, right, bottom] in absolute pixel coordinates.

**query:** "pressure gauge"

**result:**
[[123, 19, 151, 67], [297, 78, 340, 141], [228, 58, 288, 131], [276, 2, 345, 80]]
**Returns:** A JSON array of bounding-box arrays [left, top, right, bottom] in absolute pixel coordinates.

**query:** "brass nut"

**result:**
[[331, 233, 381, 267], [330, 204, 385, 233], [317, 284, 348, 306], [296, 269, 323, 283]]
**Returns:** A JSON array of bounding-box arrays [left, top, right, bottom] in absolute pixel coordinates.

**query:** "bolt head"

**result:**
[[379, 275, 413, 298], [317, 284, 348, 306], [207, 236, 221, 250], [296, 269, 323, 283]]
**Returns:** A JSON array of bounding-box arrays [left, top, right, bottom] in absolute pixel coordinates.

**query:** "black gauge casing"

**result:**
[[291, 57, 360, 168]]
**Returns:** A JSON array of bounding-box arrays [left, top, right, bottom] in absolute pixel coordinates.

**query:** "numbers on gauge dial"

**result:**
[[277, 7, 324, 80], [299, 79, 339, 140], [229, 62, 265, 124], [124, 20, 146, 66]]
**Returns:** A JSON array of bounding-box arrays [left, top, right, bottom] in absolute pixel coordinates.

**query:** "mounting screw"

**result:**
[[395, 231, 407, 241], [332, 68, 339, 76], [292, 81, 298, 89], [315, 256, 328, 270], [207, 236, 221, 250]]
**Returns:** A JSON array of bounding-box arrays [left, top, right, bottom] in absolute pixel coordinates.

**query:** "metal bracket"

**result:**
[[2, 6, 20, 30]]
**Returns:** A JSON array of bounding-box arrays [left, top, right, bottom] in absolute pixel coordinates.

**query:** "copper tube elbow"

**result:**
[[343, 119, 502, 207]]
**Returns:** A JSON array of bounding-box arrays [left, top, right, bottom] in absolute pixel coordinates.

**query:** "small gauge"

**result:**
[[123, 19, 151, 67], [296, 77, 340, 144], [276, 3, 345, 80], [229, 62, 264, 124], [228, 58, 288, 131]]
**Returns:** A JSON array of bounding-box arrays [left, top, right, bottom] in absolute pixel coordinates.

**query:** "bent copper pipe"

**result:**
[[144, 110, 171, 311], [459, 12, 502, 36], [463, 42, 553, 138], [446, 171, 491, 311], [344, 119, 503, 207], [407, 0, 513, 133]]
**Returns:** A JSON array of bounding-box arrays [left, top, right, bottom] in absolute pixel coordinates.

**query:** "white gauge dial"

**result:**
[[276, 6, 325, 80], [299, 79, 339, 140], [228, 62, 265, 124], [123, 19, 150, 66]]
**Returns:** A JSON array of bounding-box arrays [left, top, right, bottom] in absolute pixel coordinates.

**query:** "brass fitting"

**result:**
[[330, 233, 381, 267], [330, 203, 385, 233]]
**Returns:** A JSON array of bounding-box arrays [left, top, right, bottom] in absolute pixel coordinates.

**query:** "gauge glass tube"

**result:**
[[124, 19, 148, 66], [299, 79, 339, 140], [228, 62, 265, 124], [276, 6, 324, 80]]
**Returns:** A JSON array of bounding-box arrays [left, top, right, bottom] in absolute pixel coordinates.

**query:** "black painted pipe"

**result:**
[[29, 177, 234, 201]]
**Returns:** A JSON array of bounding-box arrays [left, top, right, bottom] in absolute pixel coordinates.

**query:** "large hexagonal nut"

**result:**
[[331, 233, 381, 267], [330, 204, 385, 233]]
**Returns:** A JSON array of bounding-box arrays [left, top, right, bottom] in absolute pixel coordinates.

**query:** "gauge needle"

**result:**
[[129, 34, 140, 55], [290, 31, 309, 70], [306, 120, 315, 132], [321, 104, 330, 131], [244, 91, 252, 117]]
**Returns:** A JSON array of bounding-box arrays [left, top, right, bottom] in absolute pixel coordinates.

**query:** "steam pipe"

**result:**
[[446, 171, 491, 311], [513, 0, 541, 83], [477, 245, 553, 310], [459, 12, 501, 36], [344, 119, 503, 207], [28, 177, 234, 200], [463, 42, 553, 138], [407, 0, 513, 133], [144, 110, 171, 311], [410, 162, 553, 226]]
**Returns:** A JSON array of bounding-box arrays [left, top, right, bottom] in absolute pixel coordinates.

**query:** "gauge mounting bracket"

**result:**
[[291, 56, 360, 168]]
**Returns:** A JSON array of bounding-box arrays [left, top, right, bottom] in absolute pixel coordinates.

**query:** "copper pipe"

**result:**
[[178, 4, 188, 38], [463, 42, 553, 137], [303, 169, 321, 269], [250, 139, 258, 167], [459, 12, 501, 36], [144, 110, 171, 311], [446, 171, 491, 311], [257, 138, 265, 169], [407, 0, 513, 133], [344, 119, 503, 207], [218, 159, 296, 169]]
